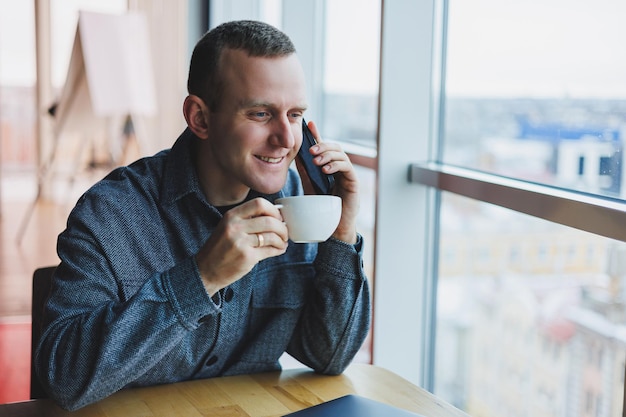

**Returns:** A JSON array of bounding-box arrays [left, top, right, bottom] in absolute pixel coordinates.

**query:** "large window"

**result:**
[[443, 0, 626, 200], [430, 1, 626, 416]]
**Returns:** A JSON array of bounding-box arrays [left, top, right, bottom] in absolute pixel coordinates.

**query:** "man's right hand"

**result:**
[[194, 197, 288, 296]]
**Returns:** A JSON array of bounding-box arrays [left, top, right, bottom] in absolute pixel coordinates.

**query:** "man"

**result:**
[[35, 20, 370, 411]]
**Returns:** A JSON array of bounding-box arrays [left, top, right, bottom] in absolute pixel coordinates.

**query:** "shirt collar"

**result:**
[[162, 127, 206, 206]]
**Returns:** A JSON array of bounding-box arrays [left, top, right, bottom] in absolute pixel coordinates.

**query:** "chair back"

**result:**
[[31, 266, 56, 399]]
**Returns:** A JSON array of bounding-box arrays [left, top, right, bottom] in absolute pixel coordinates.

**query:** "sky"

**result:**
[[446, 0, 626, 98]]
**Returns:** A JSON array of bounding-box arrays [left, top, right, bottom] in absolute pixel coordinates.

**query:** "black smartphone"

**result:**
[[297, 119, 335, 195]]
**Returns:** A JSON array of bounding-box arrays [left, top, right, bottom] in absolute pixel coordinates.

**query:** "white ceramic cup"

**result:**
[[275, 195, 342, 243]]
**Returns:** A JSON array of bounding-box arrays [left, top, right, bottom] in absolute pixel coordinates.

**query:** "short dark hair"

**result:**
[[187, 20, 296, 110]]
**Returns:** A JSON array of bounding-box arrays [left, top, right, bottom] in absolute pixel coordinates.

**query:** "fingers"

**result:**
[[305, 138, 359, 196], [196, 198, 289, 294], [303, 121, 359, 245], [255, 232, 264, 248], [233, 197, 283, 221], [228, 198, 289, 249], [311, 145, 353, 175], [306, 120, 322, 141], [304, 121, 355, 177], [251, 231, 285, 250], [250, 229, 287, 250]]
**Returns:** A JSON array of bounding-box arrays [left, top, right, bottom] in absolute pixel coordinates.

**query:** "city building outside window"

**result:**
[[432, 1, 626, 416]]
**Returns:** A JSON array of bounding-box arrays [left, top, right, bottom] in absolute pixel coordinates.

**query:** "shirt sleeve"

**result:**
[[35, 207, 219, 411], [286, 233, 371, 374]]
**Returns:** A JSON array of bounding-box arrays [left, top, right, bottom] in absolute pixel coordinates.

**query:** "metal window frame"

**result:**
[[373, 0, 440, 389], [409, 162, 626, 243]]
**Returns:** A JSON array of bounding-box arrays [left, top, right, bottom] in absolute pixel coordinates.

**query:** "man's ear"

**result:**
[[183, 95, 210, 139]]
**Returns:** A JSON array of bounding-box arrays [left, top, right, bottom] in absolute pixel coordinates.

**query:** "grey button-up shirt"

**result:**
[[35, 128, 370, 411]]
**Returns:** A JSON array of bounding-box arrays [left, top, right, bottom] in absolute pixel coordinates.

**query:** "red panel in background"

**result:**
[[0, 319, 31, 404]]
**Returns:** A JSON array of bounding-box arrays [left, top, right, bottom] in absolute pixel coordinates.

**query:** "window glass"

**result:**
[[322, 0, 380, 148], [0, 1, 36, 170], [321, 0, 381, 366], [443, 0, 626, 199], [434, 192, 626, 417], [438, 4, 626, 412]]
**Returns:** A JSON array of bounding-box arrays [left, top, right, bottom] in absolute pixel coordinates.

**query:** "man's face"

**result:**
[[201, 48, 308, 201]]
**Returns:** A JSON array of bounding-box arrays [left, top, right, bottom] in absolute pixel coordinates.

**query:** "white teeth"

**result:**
[[258, 156, 282, 163]]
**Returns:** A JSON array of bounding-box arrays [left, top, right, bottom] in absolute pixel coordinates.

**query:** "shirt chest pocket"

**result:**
[[250, 261, 313, 309], [237, 262, 314, 366]]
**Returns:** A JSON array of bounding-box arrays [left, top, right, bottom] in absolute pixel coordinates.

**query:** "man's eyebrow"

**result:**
[[239, 100, 308, 112], [241, 100, 270, 108]]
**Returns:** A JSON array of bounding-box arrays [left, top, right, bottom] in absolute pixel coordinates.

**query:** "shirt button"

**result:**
[[224, 287, 234, 302], [206, 356, 218, 366], [198, 315, 210, 324]]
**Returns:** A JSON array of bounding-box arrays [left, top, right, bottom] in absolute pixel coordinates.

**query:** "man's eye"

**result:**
[[250, 111, 270, 119]]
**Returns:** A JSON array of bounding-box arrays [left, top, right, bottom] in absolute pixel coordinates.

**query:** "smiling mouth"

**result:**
[[257, 155, 284, 164]]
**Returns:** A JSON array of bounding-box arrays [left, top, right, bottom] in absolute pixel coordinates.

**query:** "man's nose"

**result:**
[[271, 117, 296, 149]]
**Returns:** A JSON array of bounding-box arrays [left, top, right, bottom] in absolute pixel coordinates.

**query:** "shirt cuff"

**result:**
[[316, 233, 366, 279], [161, 256, 219, 329]]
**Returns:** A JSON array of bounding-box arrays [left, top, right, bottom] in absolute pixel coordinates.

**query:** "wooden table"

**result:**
[[0, 364, 468, 417]]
